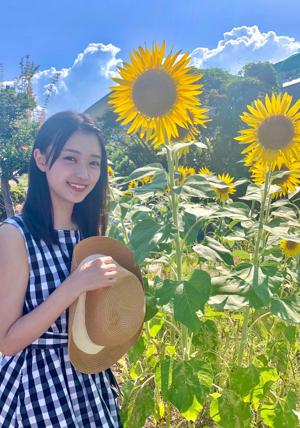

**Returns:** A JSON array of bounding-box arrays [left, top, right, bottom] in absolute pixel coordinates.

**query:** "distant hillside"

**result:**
[[274, 52, 300, 82]]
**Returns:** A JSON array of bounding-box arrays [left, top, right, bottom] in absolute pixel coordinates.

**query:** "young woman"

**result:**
[[0, 111, 122, 427]]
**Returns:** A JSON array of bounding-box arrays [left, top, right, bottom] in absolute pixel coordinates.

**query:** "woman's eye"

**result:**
[[64, 157, 100, 167], [91, 161, 101, 167]]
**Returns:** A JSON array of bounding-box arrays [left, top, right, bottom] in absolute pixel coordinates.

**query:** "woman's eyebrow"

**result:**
[[62, 148, 101, 159]]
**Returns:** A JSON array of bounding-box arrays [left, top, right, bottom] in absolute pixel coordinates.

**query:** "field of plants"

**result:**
[[106, 142, 300, 428], [104, 43, 300, 427]]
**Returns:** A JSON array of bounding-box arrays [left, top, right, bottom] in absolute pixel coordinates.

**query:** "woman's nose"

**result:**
[[75, 164, 89, 179]]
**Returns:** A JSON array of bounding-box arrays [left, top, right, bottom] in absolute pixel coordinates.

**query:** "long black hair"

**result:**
[[22, 111, 109, 245]]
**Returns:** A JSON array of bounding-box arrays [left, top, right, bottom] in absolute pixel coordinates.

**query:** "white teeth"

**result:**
[[68, 182, 86, 189]]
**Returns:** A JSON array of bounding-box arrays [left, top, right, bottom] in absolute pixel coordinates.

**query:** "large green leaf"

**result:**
[[126, 386, 155, 428], [155, 278, 179, 305], [217, 202, 251, 221], [270, 294, 300, 324], [260, 391, 299, 428], [182, 175, 215, 198], [193, 243, 223, 262], [172, 140, 207, 155], [210, 390, 252, 428], [240, 183, 262, 202], [129, 214, 168, 263], [173, 270, 211, 331], [160, 357, 213, 419], [209, 276, 249, 310], [229, 365, 278, 411], [124, 163, 164, 183], [135, 171, 168, 194]]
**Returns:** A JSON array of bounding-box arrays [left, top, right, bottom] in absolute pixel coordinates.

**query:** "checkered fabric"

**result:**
[[0, 214, 122, 428]]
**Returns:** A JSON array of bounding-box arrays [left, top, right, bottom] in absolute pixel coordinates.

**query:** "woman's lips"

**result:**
[[67, 182, 88, 192]]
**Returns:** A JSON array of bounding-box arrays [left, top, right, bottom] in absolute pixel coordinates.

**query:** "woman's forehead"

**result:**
[[64, 131, 101, 155]]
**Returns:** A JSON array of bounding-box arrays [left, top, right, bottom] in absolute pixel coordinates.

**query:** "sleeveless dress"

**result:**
[[0, 214, 122, 428]]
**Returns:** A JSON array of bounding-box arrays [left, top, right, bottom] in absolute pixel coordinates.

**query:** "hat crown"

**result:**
[[86, 267, 145, 346]]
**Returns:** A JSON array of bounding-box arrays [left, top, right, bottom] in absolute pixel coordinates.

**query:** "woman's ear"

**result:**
[[33, 148, 47, 172]]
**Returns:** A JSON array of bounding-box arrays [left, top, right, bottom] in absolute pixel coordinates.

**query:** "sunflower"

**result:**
[[123, 180, 138, 196], [177, 166, 196, 184], [140, 175, 153, 185], [198, 167, 213, 175], [235, 93, 300, 169], [280, 239, 300, 257], [128, 180, 138, 189], [109, 41, 208, 147], [250, 160, 300, 198], [212, 173, 237, 202], [107, 165, 114, 177]]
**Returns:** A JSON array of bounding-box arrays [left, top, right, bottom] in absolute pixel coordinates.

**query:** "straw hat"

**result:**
[[68, 236, 145, 374]]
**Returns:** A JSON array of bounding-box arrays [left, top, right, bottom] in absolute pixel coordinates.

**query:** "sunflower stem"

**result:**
[[237, 168, 272, 366], [165, 145, 189, 360], [109, 185, 130, 244]]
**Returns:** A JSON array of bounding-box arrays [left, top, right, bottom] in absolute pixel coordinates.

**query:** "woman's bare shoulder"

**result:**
[[0, 222, 28, 257]]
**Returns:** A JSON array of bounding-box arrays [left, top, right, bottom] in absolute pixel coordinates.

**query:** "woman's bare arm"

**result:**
[[0, 224, 81, 356]]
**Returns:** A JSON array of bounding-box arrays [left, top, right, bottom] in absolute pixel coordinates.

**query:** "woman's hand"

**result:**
[[70, 256, 118, 294]]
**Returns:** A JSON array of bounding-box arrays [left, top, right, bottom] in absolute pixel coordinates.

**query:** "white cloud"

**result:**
[[31, 43, 122, 117], [191, 25, 300, 74]]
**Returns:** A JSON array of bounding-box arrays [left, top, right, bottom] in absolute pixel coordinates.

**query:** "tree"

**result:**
[[0, 56, 39, 217], [239, 62, 280, 93]]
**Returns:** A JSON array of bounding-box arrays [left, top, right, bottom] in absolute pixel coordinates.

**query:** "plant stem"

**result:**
[[237, 168, 272, 366], [165, 145, 189, 359], [109, 186, 130, 244]]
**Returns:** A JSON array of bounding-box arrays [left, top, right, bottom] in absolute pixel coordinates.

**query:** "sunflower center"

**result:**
[[132, 69, 177, 117], [286, 240, 297, 250], [257, 115, 294, 151], [218, 186, 229, 194]]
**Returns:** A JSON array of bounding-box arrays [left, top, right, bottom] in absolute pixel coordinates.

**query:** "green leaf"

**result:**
[[240, 183, 262, 202], [182, 175, 215, 198], [210, 390, 252, 428], [229, 365, 260, 398], [144, 295, 159, 321], [270, 294, 300, 324], [160, 357, 213, 418], [261, 391, 299, 428], [193, 243, 224, 262], [135, 171, 168, 193], [155, 279, 179, 305], [173, 271, 211, 331], [172, 140, 207, 155], [127, 334, 146, 363], [125, 163, 164, 183], [148, 312, 165, 337], [126, 386, 155, 428], [284, 325, 298, 345], [229, 364, 278, 411], [129, 215, 166, 263], [232, 250, 250, 261], [217, 202, 251, 221]]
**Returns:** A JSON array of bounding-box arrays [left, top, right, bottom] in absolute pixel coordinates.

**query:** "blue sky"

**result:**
[[1, 0, 299, 115]]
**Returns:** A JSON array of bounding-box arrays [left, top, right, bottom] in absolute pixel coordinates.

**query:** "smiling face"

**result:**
[[34, 130, 102, 227]]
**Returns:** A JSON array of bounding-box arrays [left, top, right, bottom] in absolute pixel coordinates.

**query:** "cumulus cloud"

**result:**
[[31, 43, 122, 117], [191, 25, 300, 74]]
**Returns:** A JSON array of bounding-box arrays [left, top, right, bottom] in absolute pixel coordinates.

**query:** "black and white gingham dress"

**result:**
[[0, 214, 122, 428]]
